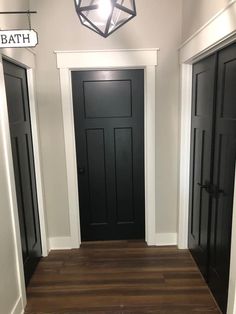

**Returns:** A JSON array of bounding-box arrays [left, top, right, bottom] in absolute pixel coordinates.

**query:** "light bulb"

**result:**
[[98, 0, 112, 19]]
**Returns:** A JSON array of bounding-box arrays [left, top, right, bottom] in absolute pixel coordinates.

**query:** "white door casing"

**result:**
[[56, 49, 158, 247]]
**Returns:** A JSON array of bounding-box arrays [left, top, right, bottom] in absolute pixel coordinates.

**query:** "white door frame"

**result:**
[[0, 48, 48, 311], [178, 1, 236, 312], [56, 49, 158, 247]]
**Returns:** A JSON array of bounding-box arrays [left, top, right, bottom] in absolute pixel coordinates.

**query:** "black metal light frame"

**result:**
[[74, 0, 136, 38]]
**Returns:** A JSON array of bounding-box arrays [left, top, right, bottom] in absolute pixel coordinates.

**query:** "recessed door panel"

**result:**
[[220, 58, 236, 119], [114, 128, 134, 223], [86, 128, 108, 225], [195, 71, 212, 117], [83, 80, 132, 118]]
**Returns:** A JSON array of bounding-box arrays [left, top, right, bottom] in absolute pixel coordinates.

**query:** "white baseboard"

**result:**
[[11, 297, 23, 314], [49, 236, 74, 250], [48, 233, 178, 250], [155, 233, 177, 246]]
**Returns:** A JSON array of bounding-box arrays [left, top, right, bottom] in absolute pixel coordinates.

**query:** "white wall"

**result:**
[[182, 0, 231, 41], [30, 0, 183, 240], [0, 0, 30, 29]]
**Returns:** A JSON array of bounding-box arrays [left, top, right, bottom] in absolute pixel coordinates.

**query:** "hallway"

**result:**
[[25, 241, 220, 313]]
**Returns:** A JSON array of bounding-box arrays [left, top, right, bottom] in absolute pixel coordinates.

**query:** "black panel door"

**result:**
[[72, 70, 145, 241], [3, 60, 42, 285], [188, 54, 217, 277], [189, 43, 236, 313], [208, 43, 236, 313]]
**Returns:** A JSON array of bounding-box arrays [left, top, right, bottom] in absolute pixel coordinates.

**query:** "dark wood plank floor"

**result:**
[[25, 241, 221, 314]]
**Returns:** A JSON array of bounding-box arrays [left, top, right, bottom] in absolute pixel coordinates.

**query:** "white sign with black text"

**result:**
[[0, 30, 38, 48]]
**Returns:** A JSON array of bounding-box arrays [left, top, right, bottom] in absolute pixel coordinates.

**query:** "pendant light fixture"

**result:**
[[74, 0, 136, 38]]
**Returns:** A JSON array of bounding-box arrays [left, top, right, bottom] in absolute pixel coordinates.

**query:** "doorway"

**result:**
[[3, 60, 42, 285], [72, 69, 145, 241], [56, 49, 157, 247], [188, 43, 236, 313]]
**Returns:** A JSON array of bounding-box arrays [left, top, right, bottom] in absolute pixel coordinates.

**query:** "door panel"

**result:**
[[3, 60, 42, 285], [86, 128, 108, 224], [84, 80, 132, 118], [72, 70, 145, 241], [114, 128, 134, 223], [188, 54, 217, 277], [209, 43, 236, 313]]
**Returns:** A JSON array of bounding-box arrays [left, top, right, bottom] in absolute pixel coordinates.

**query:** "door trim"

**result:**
[[0, 48, 48, 310], [178, 1, 236, 312], [56, 49, 158, 246]]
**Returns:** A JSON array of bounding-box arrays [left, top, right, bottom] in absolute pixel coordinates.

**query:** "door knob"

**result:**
[[197, 182, 224, 198], [197, 181, 212, 194]]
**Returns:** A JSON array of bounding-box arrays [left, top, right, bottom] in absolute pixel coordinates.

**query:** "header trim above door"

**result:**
[[56, 49, 159, 68], [56, 49, 158, 247]]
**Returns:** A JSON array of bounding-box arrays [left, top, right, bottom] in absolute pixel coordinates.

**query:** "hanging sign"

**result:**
[[0, 30, 38, 48]]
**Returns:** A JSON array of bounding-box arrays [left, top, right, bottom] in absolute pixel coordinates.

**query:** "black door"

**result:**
[[189, 43, 236, 314], [208, 43, 236, 313], [72, 70, 145, 241], [188, 54, 217, 277], [3, 60, 42, 285]]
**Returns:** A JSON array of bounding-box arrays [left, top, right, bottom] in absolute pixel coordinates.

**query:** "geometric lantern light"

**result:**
[[74, 0, 136, 38]]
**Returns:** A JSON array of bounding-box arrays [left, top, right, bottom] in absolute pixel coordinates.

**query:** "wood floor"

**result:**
[[25, 241, 221, 314]]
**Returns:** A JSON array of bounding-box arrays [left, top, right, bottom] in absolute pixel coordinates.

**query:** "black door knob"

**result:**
[[197, 182, 224, 198], [197, 182, 209, 189]]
